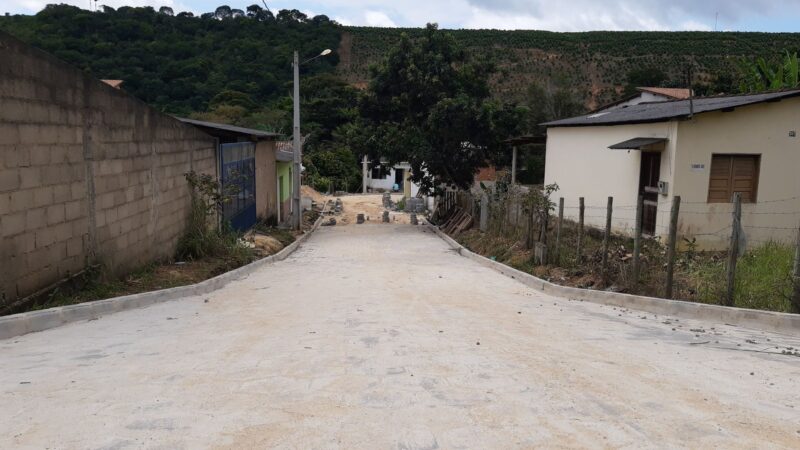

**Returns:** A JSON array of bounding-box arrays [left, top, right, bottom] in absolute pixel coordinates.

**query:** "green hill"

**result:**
[[3, 6, 800, 113], [0, 4, 341, 116], [337, 27, 800, 108]]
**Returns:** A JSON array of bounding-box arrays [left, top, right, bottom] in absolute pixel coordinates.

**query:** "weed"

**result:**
[[176, 171, 254, 267]]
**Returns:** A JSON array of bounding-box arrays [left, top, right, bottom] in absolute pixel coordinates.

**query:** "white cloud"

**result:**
[[364, 10, 397, 27]]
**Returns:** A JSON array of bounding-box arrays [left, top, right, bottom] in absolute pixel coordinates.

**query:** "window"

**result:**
[[371, 165, 388, 179], [707, 154, 760, 203]]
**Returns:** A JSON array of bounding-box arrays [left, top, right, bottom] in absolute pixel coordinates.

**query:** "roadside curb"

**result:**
[[0, 217, 324, 340], [426, 223, 800, 336]]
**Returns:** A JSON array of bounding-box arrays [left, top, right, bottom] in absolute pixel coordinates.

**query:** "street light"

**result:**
[[292, 48, 332, 230]]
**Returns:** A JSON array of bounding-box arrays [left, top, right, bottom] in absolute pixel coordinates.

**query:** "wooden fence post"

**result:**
[[601, 196, 613, 277], [553, 197, 564, 265], [525, 202, 534, 249], [792, 222, 800, 314], [725, 193, 742, 307], [632, 195, 643, 287], [576, 197, 584, 264], [540, 206, 549, 245], [665, 195, 681, 299]]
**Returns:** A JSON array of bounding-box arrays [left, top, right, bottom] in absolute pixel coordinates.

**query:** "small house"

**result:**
[[363, 160, 420, 198], [596, 87, 693, 112], [543, 89, 800, 249]]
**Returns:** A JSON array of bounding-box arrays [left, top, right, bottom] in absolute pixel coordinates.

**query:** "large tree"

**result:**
[[351, 24, 522, 193]]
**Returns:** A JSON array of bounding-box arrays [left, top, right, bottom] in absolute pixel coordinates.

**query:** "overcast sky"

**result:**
[[4, 0, 800, 32]]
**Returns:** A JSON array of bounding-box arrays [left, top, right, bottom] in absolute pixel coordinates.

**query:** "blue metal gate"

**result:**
[[220, 142, 257, 231]]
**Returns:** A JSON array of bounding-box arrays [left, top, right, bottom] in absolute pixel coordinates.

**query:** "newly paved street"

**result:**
[[2, 224, 800, 449]]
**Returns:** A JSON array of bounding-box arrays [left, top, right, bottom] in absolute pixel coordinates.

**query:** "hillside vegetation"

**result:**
[[338, 27, 800, 108], [0, 4, 340, 117]]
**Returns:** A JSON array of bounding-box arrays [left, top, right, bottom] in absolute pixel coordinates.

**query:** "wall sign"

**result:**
[[690, 163, 705, 172]]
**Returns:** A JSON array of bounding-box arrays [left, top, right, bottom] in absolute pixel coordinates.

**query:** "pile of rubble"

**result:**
[[321, 198, 343, 226]]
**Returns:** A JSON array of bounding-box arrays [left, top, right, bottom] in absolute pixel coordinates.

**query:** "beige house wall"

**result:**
[[544, 122, 678, 238], [255, 140, 277, 221], [545, 97, 800, 250], [674, 99, 800, 248], [0, 31, 216, 307]]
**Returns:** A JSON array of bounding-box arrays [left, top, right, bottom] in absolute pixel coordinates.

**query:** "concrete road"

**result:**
[[2, 225, 800, 449]]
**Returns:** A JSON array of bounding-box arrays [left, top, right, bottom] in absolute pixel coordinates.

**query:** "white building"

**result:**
[[543, 89, 800, 250], [362, 159, 421, 198], [597, 87, 692, 112]]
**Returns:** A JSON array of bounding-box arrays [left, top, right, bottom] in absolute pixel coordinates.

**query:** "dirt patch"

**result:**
[[336, 194, 411, 225], [301, 185, 327, 205]]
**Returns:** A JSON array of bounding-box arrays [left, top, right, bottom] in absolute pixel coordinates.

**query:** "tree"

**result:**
[[350, 24, 514, 193], [158, 6, 174, 16], [737, 51, 799, 93], [277, 9, 307, 23], [214, 5, 232, 20]]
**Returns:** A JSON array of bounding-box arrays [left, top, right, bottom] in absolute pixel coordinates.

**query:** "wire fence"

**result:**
[[434, 187, 800, 313]]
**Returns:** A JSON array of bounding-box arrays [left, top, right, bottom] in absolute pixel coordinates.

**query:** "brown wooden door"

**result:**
[[639, 152, 661, 235]]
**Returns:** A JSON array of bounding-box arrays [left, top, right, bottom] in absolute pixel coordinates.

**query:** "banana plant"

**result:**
[[737, 51, 800, 93]]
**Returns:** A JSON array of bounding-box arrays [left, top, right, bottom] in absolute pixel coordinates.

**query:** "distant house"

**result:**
[[101, 79, 124, 89], [543, 89, 800, 249], [176, 118, 280, 230], [363, 160, 421, 198], [596, 87, 693, 112]]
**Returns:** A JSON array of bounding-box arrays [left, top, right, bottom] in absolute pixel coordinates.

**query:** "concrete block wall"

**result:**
[[0, 31, 216, 307]]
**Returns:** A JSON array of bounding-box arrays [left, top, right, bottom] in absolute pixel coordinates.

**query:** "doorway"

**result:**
[[638, 152, 661, 236], [394, 168, 404, 191]]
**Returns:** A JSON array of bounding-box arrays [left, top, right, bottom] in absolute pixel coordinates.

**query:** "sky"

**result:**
[[4, 0, 800, 32]]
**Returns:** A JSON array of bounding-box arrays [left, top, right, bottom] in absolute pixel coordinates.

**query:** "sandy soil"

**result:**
[[330, 193, 411, 225], [1, 224, 799, 448]]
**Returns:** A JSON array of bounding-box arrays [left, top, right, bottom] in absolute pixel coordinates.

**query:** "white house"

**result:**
[[597, 87, 692, 112], [543, 89, 800, 249], [362, 158, 421, 198]]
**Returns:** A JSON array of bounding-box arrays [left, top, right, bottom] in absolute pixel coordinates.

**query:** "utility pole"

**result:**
[[362, 155, 368, 194], [292, 50, 302, 230], [511, 146, 517, 185]]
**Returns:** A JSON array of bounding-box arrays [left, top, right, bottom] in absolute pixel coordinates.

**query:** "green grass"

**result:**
[[687, 242, 794, 312], [733, 242, 794, 312]]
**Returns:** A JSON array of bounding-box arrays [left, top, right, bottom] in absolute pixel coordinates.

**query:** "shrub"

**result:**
[[176, 171, 252, 265]]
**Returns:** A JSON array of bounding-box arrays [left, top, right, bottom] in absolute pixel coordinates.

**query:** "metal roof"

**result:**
[[176, 117, 279, 140], [502, 135, 547, 146], [275, 149, 293, 162], [544, 89, 800, 127], [608, 137, 667, 150]]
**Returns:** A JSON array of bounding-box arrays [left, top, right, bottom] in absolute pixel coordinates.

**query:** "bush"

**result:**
[[176, 171, 252, 266]]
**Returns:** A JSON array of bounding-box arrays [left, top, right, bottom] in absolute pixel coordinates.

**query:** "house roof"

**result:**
[[502, 135, 547, 146], [637, 87, 692, 99], [176, 117, 279, 140], [543, 89, 800, 128], [275, 148, 293, 162], [101, 79, 124, 89], [608, 137, 667, 150]]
